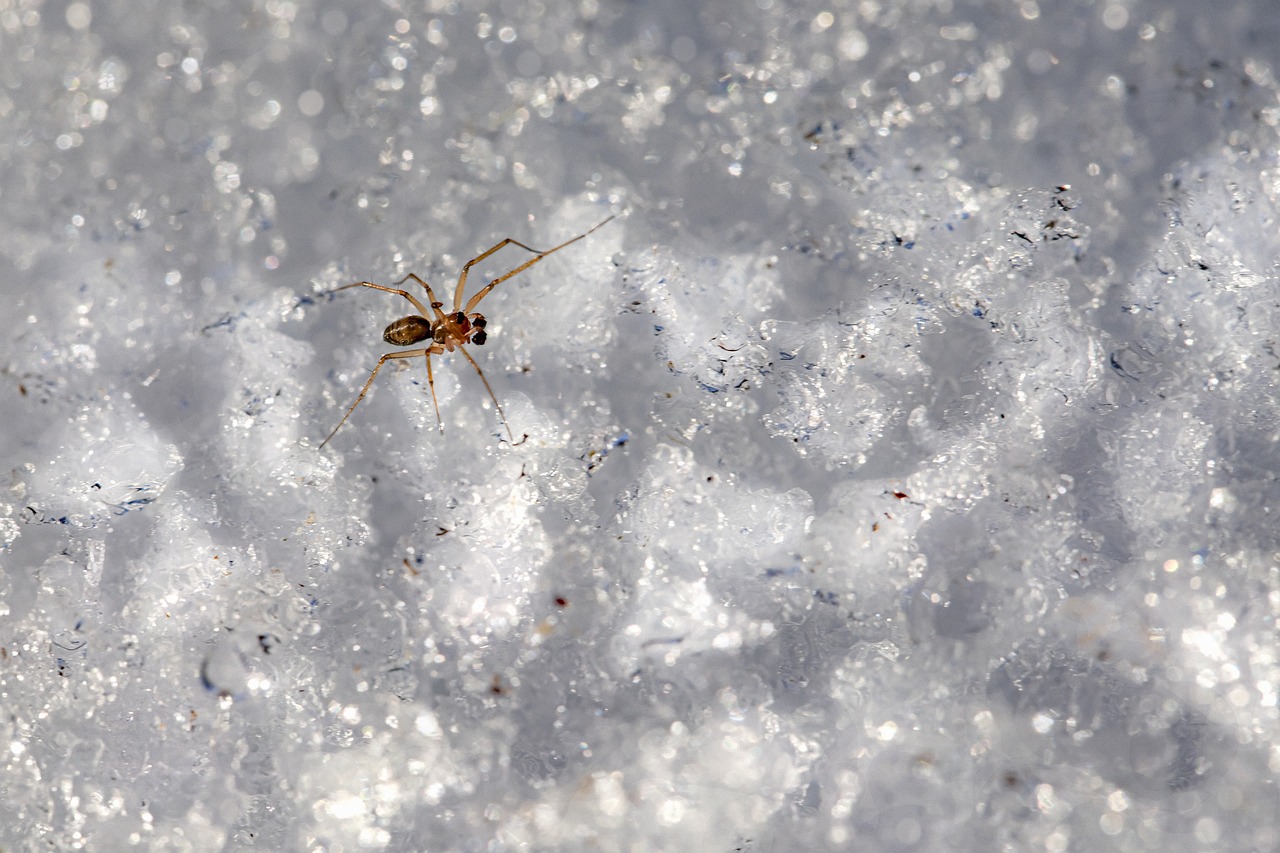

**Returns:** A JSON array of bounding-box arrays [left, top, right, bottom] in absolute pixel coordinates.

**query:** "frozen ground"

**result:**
[[2, 0, 1279, 850]]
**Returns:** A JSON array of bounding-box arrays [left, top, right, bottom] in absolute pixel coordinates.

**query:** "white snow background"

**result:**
[[1, 0, 1278, 850]]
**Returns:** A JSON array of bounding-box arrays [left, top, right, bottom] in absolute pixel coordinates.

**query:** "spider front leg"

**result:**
[[462, 214, 617, 314], [452, 237, 548, 311]]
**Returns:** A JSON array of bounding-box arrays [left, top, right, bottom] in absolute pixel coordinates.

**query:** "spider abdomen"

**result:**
[[384, 315, 433, 346]]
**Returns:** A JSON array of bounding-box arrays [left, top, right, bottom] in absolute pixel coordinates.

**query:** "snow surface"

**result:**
[[1, 0, 1279, 850]]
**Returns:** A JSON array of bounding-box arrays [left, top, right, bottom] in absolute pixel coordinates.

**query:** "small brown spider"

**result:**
[[319, 212, 617, 449]]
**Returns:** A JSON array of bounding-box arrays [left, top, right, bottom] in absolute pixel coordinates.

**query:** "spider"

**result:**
[[319, 212, 617, 449]]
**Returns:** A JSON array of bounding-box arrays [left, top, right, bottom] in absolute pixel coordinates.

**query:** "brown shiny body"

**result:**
[[383, 315, 434, 346]]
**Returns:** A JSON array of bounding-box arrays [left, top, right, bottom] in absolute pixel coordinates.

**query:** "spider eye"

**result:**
[[454, 312, 466, 324], [472, 329, 487, 346]]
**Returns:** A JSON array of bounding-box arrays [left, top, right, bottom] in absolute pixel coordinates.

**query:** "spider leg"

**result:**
[[392, 273, 450, 321], [462, 213, 617, 314], [452, 237, 549, 311], [424, 349, 443, 433], [457, 343, 514, 441], [320, 349, 431, 449], [330, 281, 433, 318]]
